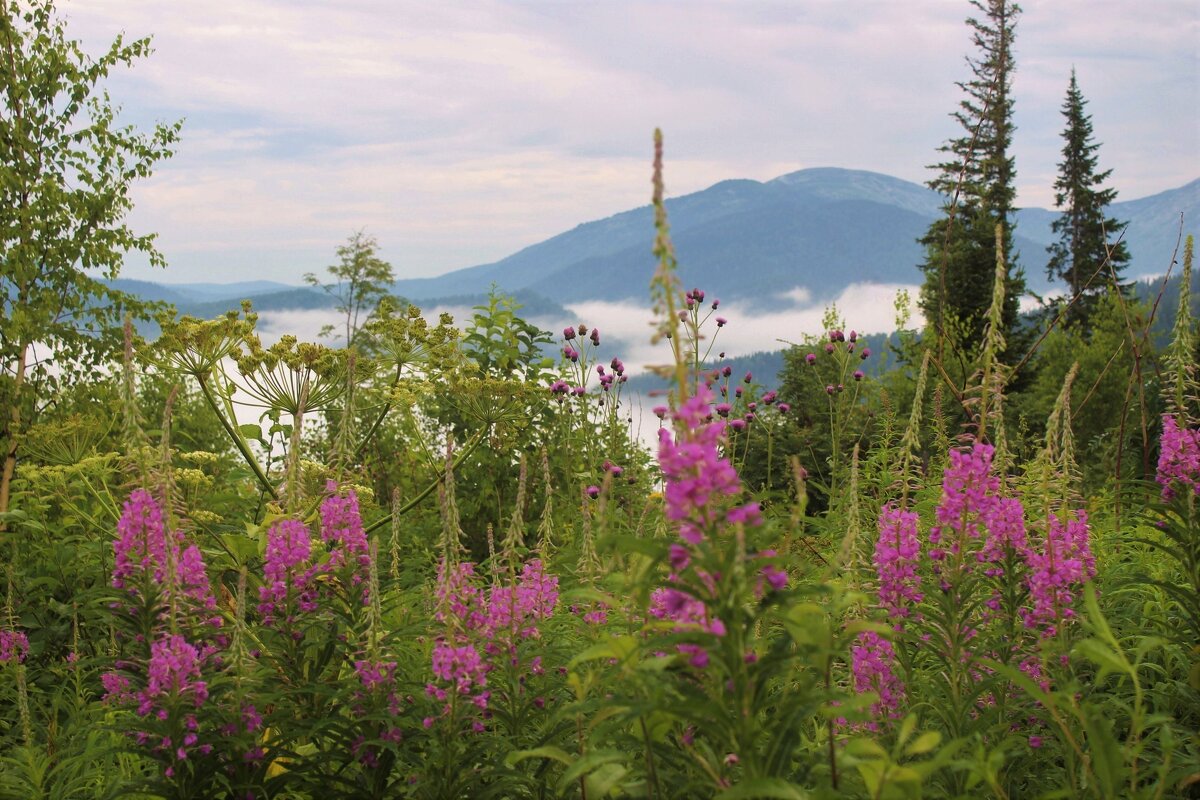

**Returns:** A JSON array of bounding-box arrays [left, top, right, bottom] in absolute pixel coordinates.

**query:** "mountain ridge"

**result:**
[[112, 169, 1199, 315]]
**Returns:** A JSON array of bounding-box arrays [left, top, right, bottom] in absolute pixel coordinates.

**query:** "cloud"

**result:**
[[59, 0, 1197, 286]]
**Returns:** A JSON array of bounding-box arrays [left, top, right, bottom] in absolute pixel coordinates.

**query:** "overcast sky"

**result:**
[[64, 0, 1198, 285]]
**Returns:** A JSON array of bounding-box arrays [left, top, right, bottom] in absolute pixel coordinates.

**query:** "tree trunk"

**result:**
[[0, 342, 29, 528]]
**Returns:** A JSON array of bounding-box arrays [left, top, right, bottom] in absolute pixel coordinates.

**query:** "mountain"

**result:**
[[385, 169, 1196, 305], [111, 169, 1198, 316]]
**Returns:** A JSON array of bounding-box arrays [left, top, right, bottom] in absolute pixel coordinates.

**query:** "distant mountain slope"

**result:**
[[391, 168, 1196, 304], [109, 169, 1197, 317]]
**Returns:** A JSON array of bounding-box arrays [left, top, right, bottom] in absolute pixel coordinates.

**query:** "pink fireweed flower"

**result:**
[[0, 628, 29, 664], [435, 560, 486, 630], [874, 504, 923, 622], [321, 486, 368, 558], [113, 490, 217, 615], [851, 631, 904, 725], [931, 444, 1001, 555], [657, 389, 741, 544], [1157, 415, 1200, 500], [977, 496, 1028, 573], [1021, 511, 1095, 637], [321, 486, 371, 602], [138, 634, 208, 717], [257, 518, 316, 625], [484, 559, 559, 639], [649, 585, 726, 667], [431, 642, 487, 694], [355, 659, 398, 689], [113, 489, 171, 590]]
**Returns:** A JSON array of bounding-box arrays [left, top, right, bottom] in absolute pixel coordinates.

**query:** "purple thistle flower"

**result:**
[[853, 370, 864, 381], [861, 348, 871, 360], [590, 328, 600, 346], [716, 317, 727, 327], [777, 403, 790, 413], [806, 353, 817, 365], [563, 327, 575, 340]]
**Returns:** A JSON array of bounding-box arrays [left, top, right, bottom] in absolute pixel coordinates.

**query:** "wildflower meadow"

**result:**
[[2, 2, 1199, 797]]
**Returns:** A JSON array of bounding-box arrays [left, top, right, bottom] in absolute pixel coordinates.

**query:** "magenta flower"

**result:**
[[1021, 511, 1095, 637], [257, 518, 316, 625], [1157, 415, 1200, 499], [716, 317, 727, 327], [112, 489, 171, 590], [431, 642, 487, 694], [139, 634, 208, 717], [0, 628, 29, 664], [806, 353, 817, 365], [657, 390, 741, 545], [355, 659, 398, 690], [321, 487, 370, 582], [851, 631, 904, 725], [874, 504, 923, 622]]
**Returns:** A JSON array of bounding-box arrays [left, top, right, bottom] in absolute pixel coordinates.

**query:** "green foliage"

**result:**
[[304, 230, 396, 348], [918, 0, 1026, 365], [1045, 70, 1133, 331], [0, 0, 179, 517]]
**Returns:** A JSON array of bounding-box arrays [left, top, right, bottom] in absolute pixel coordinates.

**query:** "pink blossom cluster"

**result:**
[[257, 518, 320, 626], [0, 628, 29, 664], [431, 643, 487, 694], [355, 658, 399, 690], [140, 633, 209, 717], [930, 444, 1004, 558], [649, 586, 726, 668], [258, 487, 373, 627], [1021, 511, 1096, 637], [874, 504, 923, 622], [427, 557, 560, 729], [851, 631, 904, 727], [1157, 415, 1200, 500], [657, 390, 746, 545], [112, 489, 217, 616], [651, 388, 784, 670]]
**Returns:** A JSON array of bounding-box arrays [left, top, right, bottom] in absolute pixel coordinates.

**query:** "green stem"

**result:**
[[196, 373, 278, 499], [364, 428, 487, 536]]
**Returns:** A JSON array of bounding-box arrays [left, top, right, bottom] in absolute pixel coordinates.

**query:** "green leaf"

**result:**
[[1073, 638, 1131, 680], [568, 635, 638, 669], [556, 751, 625, 793], [503, 745, 573, 769], [904, 730, 942, 757], [584, 763, 628, 798], [716, 777, 809, 799], [238, 423, 264, 443]]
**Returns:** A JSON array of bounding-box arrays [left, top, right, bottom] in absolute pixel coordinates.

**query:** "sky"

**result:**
[[61, 0, 1199, 286]]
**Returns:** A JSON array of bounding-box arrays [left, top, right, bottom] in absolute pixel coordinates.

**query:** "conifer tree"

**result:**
[[918, 0, 1025, 363], [1046, 69, 1131, 330]]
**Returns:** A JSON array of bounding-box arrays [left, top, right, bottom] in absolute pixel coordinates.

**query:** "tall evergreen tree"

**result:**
[[918, 0, 1025, 363], [1046, 69, 1131, 331]]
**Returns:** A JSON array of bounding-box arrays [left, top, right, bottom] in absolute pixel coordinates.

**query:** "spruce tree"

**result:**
[[918, 0, 1025, 362], [1046, 69, 1131, 331]]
